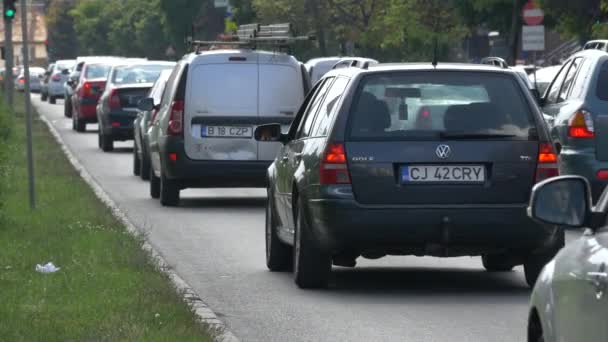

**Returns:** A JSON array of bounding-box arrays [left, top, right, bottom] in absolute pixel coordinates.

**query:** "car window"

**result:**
[[161, 64, 182, 107], [112, 64, 173, 85], [558, 58, 582, 102], [348, 72, 535, 141], [311, 77, 349, 137], [596, 60, 608, 101], [296, 77, 334, 139], [546, 61, 571, 104], [85, 64, 111, 79], [569, 58, 592, 99]]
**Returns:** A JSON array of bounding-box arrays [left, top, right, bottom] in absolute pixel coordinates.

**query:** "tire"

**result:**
[[293, 199, 331, 289], [49, 96, 56, 104], [266, 192, 293, 271], [150, 167, 160, 199], [482, 254, 515, 272], [41, 92, 47, 101], [140, 152, 151, 181], [133, 144, 141, 176], [524, 230, 565, 288], [160, 172, 180, 206], [98, 131, 102, 149], [64, 97, 72, 118], [74, 114, 86, 132], [100, 132, 114, 152]]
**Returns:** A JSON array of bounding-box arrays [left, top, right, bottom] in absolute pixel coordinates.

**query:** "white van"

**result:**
[[148, 49, 311, 206]]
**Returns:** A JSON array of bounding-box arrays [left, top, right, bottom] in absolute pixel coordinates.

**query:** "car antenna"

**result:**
[[432, 37, 438, 68]]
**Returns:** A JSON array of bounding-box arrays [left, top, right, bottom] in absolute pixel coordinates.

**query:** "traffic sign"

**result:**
[[522, 25, 545, 51], [523, 1, 544, 26]]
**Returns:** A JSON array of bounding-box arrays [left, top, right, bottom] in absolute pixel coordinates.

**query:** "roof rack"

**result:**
[[187, 23, 315, 53], [331, 58, 377, 70], [480, 57, 509, 69]]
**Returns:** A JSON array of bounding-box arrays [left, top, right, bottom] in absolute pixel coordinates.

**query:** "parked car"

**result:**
[[529, 65, 561, 96], [527, 176, 608, 342], [14, 67, 45, 92], [539, 49, 608, 200], [148, 50, 310, 206], [64, 56, 122, 118], [40, 63, 55, 101], [42, 59, 76, 104], [97, 61, 175, 151], [71, 60, 121, 132], [304, 57, 342, 85], [133, 69, 173, 180], [255, 63, 564, 288]]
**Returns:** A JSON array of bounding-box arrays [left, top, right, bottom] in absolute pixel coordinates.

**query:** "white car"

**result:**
[[14, 67, 46, 92], [528, 65, 562, 96], [527, 176, 608, 342], [304, 57, 342, 85]]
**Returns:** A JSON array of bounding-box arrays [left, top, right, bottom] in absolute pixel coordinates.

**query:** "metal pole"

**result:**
[[21, 0, 35, 209], [4, 18, 13, 109]]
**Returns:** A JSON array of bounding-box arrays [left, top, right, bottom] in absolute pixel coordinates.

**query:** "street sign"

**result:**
[[523, 1, 544, 26], [522, 25, 545, 51], [214, 0, 229, 8]]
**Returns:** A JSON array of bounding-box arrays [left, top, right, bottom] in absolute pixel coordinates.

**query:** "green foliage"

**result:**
[[540, 0, 603, 40], [45, 1, 79, 60]]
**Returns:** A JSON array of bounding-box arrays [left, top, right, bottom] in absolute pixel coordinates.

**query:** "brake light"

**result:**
[[597, 170, 608, 180], [320, 143, 351, 185], [51, 74, 62, 82], [535, 142, 559, 183], [167, 100, 184, 136], [568, 110, 594, 138], [19, 78, 24, 84], [109, 89, 121, 110], [80, 81, 105, 98]]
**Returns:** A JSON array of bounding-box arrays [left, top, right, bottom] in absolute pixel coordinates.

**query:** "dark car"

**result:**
[[97, 61, 175, 151], [71, 62, 115, 132], [133, 68, 174, 179], [255, 63, 565, 289], [539, 49, 608, 201]]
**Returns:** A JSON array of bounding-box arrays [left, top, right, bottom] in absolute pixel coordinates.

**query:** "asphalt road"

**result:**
[[33, 96, 574, 342]]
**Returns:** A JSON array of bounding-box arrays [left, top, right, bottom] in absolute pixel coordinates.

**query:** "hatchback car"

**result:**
[[527, 175, 608, 342], [255, 63, 564, 288], [43, 59, 76, 104], [540, 49, 608, 201], [133, 69, 173, 180], [147, 49, 309, 206], [14, 67, 45, 92], [97, 61, 175, 151]]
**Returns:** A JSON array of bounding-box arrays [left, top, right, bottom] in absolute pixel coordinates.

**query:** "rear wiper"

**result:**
[[439, 132, 517, 140]]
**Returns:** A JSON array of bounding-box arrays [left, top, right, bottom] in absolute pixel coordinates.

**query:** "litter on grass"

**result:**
[[35, 262, 61, 273]]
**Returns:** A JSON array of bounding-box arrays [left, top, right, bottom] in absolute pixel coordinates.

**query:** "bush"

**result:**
[[0, 97, 12, 213]]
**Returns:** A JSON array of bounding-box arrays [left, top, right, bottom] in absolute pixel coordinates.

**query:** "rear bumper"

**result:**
[[305, 196, 555, 256], [76, 102, 98, 120], [161, 138, 270, 188], [101, 111, 137, 140], [560, 149, 608, 201], [48, 82, 65, 97]]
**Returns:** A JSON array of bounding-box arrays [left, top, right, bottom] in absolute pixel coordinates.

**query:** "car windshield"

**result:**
[[56, 62, 75, 72], [348, 71, 535, 140], [111, 64, 172, 85], [85, 64, 111, 79]]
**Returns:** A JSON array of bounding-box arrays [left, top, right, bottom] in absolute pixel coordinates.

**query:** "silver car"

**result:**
[[527, 176, 608, 342]]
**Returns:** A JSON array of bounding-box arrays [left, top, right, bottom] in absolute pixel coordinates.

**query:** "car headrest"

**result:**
[[444, 102, 504, 133], [352, 92, 391, 134]]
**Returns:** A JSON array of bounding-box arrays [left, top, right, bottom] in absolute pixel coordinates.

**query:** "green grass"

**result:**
[[0, 95, 212, 341]]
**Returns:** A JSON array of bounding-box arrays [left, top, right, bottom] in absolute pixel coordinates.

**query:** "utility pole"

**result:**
[[3, 0, 16, 109], [21, 0, 35, 209]]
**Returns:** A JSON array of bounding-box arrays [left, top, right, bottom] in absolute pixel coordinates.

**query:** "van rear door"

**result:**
[[184, 52, 259, 161], [258, 54, 305, 161]]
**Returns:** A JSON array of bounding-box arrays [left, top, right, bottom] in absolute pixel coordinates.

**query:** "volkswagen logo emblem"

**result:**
[[436, 144, 451, 159]]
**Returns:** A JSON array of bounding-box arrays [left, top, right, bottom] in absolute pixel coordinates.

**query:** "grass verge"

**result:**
[[0, 94, 212, 341]]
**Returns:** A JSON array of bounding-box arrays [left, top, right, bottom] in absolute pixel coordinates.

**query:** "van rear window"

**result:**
[[348, 71, 535, 140], [189, 64, 257, 115]]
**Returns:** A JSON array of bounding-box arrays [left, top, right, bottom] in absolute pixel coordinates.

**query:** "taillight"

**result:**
[[320, 143, 351, 185], [568, 110, 594, 138], [109, 89, 121, 110], [535, 142, 559, 183], [80, 81, 105, 98], [18, 78, 24, 84], [51, 74, 62, 82], [167, 100, 184, 136]]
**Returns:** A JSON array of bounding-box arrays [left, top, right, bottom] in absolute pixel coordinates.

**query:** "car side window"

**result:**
[[296, 77, 334, 139], [311, 77, 350, 137], [545, 61, 572, 104], [288, 79, 327, 140], [558, 58, 582, 102], [569, 58, 592, 100]]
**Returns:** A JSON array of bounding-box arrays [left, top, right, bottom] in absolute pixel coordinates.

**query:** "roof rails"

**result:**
[[331, 58, 378, 70], [187, 23, 315, 53], [480, 57, 509, 69]]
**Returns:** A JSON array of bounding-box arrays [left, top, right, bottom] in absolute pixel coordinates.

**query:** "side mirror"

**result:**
[[61, 69, 70, 75], [255, 123, 286, 144], [137, 97, 155, 112], [528, 176, 591, 228], [530, 89, 543, 105]]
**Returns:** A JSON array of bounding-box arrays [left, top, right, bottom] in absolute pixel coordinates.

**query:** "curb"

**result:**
[[37, 110, 239, 342]]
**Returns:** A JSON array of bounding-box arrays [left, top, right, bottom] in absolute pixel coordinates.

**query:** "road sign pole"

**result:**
[[4, 18, 13, 109], [21, 0, 35, 209]]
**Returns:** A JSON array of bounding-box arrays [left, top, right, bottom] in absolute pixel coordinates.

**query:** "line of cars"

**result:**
[[39, 42, 608, 341]]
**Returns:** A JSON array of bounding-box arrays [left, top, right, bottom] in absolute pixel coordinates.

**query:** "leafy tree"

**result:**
[[69, 0, 113, 55], [540, 0, 602, 40], [45, 0, 79, 60]]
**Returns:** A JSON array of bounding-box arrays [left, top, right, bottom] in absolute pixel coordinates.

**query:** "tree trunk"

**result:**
[[507, 0, 521, 65], [308, 0, 327, 55]]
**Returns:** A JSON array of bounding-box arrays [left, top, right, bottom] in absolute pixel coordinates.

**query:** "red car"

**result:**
[[71, 62, 115, 132]]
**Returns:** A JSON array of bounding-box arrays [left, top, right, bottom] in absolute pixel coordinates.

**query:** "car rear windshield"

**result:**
[[348, 71, 535, 140], [85, 64, 111, 79], [112, 64, 173, 85]]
